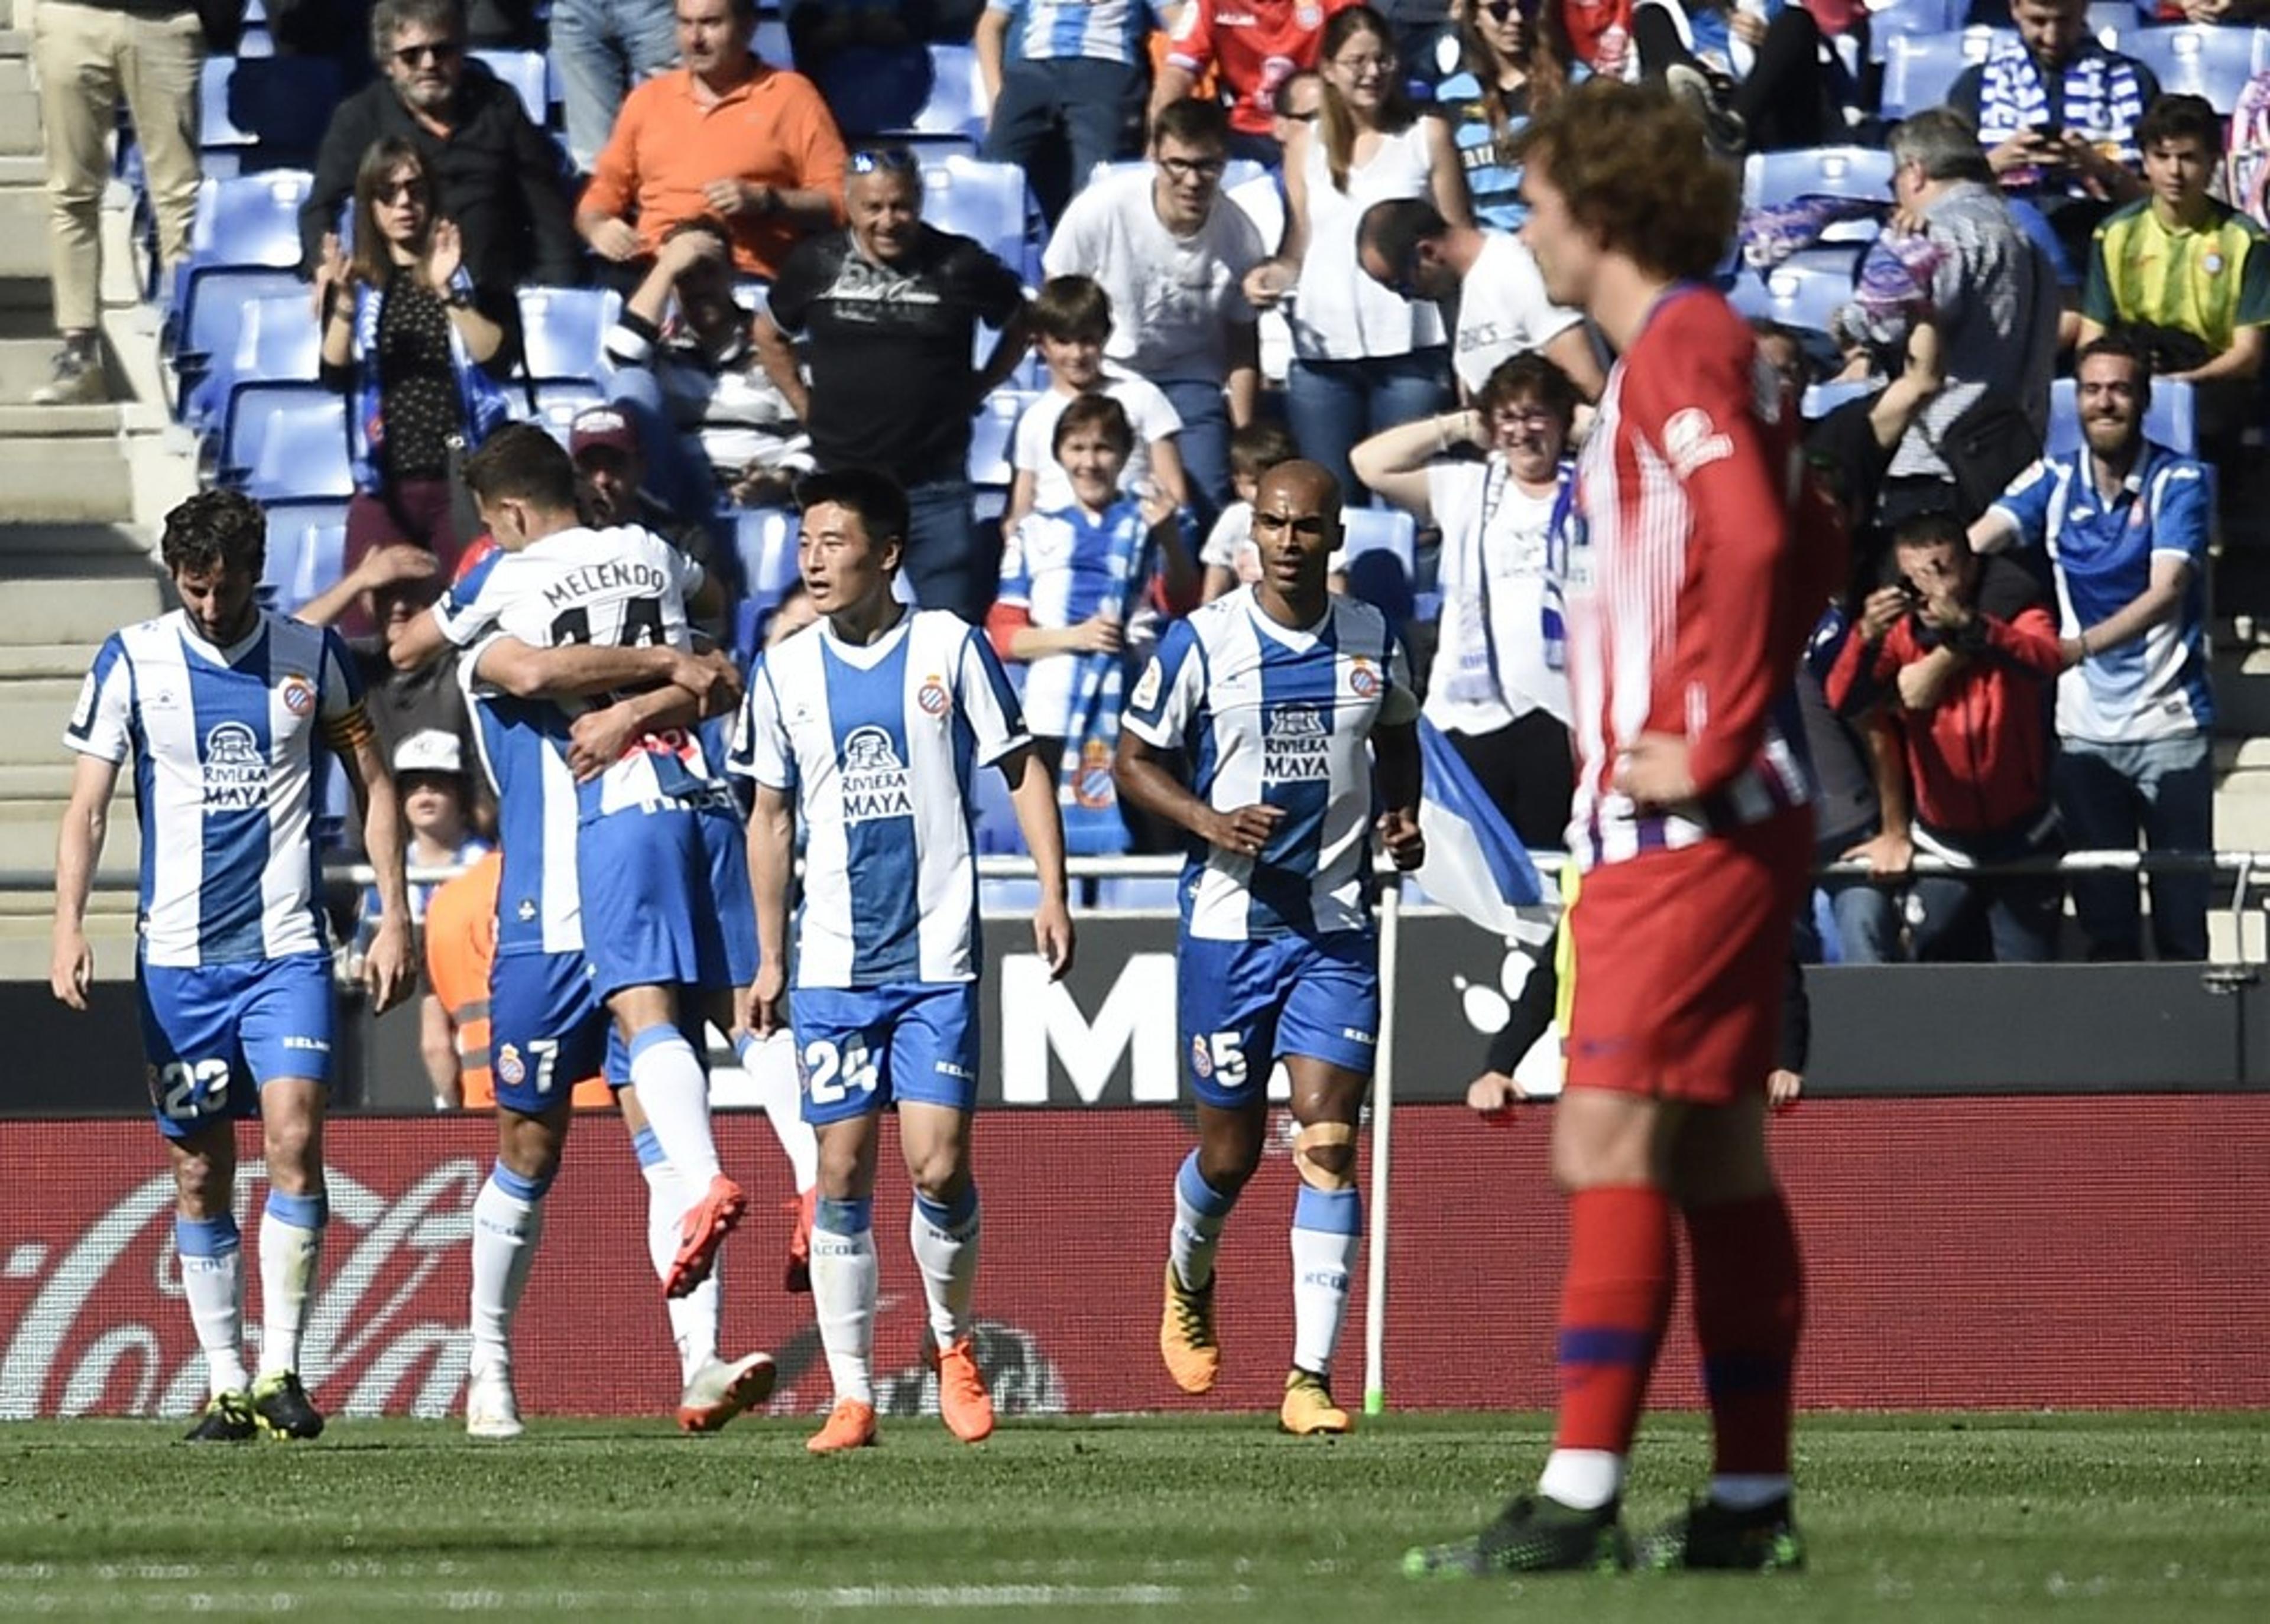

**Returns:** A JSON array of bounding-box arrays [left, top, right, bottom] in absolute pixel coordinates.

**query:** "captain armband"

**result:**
[[322, 703, 377, 753]]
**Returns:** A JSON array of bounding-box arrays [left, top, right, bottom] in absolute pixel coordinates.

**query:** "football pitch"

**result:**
[[0, 1412, 2263, 1620]]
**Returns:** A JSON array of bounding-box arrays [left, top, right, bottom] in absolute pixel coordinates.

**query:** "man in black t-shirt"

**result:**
[[753, 146, 1034, 621]]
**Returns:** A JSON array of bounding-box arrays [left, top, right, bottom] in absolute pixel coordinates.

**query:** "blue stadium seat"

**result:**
[[980, 878, 1043, 914], [2085, 1, 2130, 47], [516, 285, 622, 384], [971, 753, 1029, 856], [2123, 25, 2268, 115], [1094, 876, 1182, 912], [909, 44, 988, 139], [1744, 146, 1898, 212], [733, 507, 803, 608], [969, 388, 1036, 487], [469, 49, 549, 126], [755, 18, 792, 67], [170, 267, 303, 421], [260, 502, 350, 615], [243, 392, 353, 503], [2045, 376, 2199, 457], [1801, 378, 1882, 420], [1338, 505, 1416, 577], [184, 169, 313, 268], [1879, 28, 2003, 118], [1867, 0, 1966, 61], [1727, 251, 1859, 337], [524, 386, 610, 445], [203, 293, 323, 450], [922, 154, 1038, 284]]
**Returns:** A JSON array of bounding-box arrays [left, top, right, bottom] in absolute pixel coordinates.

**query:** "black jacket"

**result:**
[[297, 61, 582, 300]]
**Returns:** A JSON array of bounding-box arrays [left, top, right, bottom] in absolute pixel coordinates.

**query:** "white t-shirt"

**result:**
[[1290, 121, 1448, 363], [1453, 232, 1586, 398], [1423, 458, 1571, 734], [1043, 165, 1266, 383], [1013, 377, 1184, 513]]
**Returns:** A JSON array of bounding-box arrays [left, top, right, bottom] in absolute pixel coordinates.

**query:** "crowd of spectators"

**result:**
[[28, 0, 2266, 985]]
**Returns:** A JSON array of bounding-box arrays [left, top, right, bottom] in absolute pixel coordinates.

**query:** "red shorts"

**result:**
[[1564, 808, 1811, 1105]]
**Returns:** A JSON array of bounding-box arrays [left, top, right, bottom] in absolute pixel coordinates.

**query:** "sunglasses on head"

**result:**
[[392, 40, 462, 67], [849, 148, 920, 176]]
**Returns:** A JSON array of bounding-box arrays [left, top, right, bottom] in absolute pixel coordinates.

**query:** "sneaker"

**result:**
[[806, 1398, 878, 1454], [1635, 1495, 1805, 1572], [1159, 1261, 1220, 1395], [1402, 1495, 1632, 1578], [249, 1370, 325, 1440], [184, 1390, 255, 1443], [1664, 63, 1747, 158], [30, 345, 106, 407], [465, 1363, 525, 1440], [784, 1187, 815, 1295], [664, 1174, 747, 1299], [930, 1336, 995, 1443], [1278, 1368, 1351, 1437], [676, 1351, 778, 1434]]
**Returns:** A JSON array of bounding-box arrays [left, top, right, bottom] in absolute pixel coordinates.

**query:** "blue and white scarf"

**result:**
[[1973, 39, 2149, 199]]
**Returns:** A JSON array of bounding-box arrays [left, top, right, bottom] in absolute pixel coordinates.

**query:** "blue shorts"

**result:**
[[137, 954, 334, 1141], [488, 949, 615, 1115], [787, 982, 981, 1126], [1177, 931, 1380, 1109], [578, 802, 757, 1003]]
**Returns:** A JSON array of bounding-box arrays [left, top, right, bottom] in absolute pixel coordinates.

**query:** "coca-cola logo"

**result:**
[[1, 1159, 482, 1420]]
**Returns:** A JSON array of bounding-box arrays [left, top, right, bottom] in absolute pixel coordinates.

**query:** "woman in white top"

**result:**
[[1244, 4, 1471, 501], [1350, 350, 1577, 849]]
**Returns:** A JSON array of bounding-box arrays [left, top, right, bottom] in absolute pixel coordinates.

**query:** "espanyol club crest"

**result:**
[[280, 674, 314, 716], [1348, 657, 1380, 699], [495, 1045, 526, 1088], [1071, 738, 1115, 809], [1191, 1035, 1215, 1079], [917, 675, 951, 717]]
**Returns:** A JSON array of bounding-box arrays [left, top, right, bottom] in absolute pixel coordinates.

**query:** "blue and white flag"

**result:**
[[1412, 716, 1560, 945]]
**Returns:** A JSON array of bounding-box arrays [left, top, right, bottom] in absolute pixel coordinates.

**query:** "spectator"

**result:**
[[300, 1, 582, 306], [1948, 0, 2155, 269], [1558, 0, 1636, 79], [753, 147, 1035, 620], [1970, 336, 2216, 962], [1198, 420, 1302, 598], [975, 1, 1159, 226], [577, 0, 849, 284], [1356, 195, 1603, 402], [553, 1, 679, 175], [1827, 511, 2066, 964], [29, 0, 207, 405], [353, 729, 492, 970], [1435, 0, 1578, 232], [1350, 352, 1575, 847], [1273, 67, 1326, 150], [602, 217, 813, 512], [1043, 97, 1266, 525], [1838, 109, 2060, 526], [568, 405, 741, 637], [1636, 0, 1836, 156], [1246, 5, 1469, 499], [314, 139, 515, 611], [1153, 0, 1363, 169], [2081, 93, 2270, 450], [1003, 277, 1193, 537]]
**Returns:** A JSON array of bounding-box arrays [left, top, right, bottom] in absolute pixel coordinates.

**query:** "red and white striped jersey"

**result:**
[[1562, 285, 1843, 871]]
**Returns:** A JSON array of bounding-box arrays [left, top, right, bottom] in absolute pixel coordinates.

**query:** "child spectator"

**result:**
[[1199, 419, 1302, 600], [1003, 277, 1194, 536]]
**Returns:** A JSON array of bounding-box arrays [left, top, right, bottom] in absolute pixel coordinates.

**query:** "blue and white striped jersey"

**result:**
[[64, 609, 368, 969], [988, 0, 1160, 66], [459, 677, 586, 959], [434, 525, 724, 818], [1121, 589, 1417, 941], [998, 497, 1158, 738], [730, 609, 1030, 989]]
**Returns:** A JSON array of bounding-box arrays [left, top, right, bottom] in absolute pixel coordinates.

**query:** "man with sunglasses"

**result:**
[[754, 147, 1034, 622], [1044, 97, 1267, 529], [299, 0, 582, 305]]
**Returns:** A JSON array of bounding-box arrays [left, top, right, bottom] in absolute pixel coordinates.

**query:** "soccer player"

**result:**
[[734, 467, 1074, 1454], [51, 489, 417, 1442], [430, 424, 771, 1437], [1405, 79, 1841, 1576], [1114, 459, 1425, 1437]]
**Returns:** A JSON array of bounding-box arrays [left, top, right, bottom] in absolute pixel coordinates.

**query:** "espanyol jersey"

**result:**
[[434, 524, 725, 818], [1122, 589, 1416, 941], [998, 498, 1156, 738], [993, 0, 1161, 65], [64, 609, 369, 969], [730, 609, 1030, 989], [459, 678, 586, 957]]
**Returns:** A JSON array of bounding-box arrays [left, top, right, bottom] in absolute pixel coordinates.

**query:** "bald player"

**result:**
[[1115, 460, 1426, 1435]]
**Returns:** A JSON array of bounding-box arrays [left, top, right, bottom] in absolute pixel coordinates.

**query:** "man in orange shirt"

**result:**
[[576, 0, 849, 282]]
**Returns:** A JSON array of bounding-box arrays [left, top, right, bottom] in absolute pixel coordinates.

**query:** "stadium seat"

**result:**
[[523, 386, 609, 444], [1879, 28, 2003, 118], [203, 293, 323, 451], [2085, 1, 2130, 47], [469, 49, 549, 126], [1744, 146, 1898, 212], [183, 169, 313, 268], [260, 502, 350, 614], [1801, 378, 1882, 420], [516, 286, 622, 385], [2045, 375, 2198, 458], [732, 507, 803, 608], [969, 388, 1036, 487], [198, 56, 339, 170], [922, 155, 1039, 284], [755, 17, 792, 67], [170, 267, 304, 420], [243, 391, 353, 504], [1339, 506, 1416, 577], [2123, 25, 2268, 115], [1094, 876, 1182, 912], [980, 878, 1043, 914], [1727, 251, 1858, 337], [971, 753, 1029, 856], [909, 44, 988, 139], [1867, 0, 1965, 59]]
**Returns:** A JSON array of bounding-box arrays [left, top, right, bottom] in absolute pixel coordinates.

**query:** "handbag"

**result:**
[[1933, 392, 2043, 521]]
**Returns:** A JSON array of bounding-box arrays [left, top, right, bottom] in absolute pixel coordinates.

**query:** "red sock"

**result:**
[[1685, 1190, 1804, 1476], [1552, 1184, 1676, 1454]]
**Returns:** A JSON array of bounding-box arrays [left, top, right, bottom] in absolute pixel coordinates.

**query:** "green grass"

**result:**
[[1, 1412, 2266, 1620]]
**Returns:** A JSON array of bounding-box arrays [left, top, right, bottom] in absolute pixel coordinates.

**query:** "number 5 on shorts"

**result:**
[[1198, 1031, 1247, 1090], [803, 1036, 878, 1106]]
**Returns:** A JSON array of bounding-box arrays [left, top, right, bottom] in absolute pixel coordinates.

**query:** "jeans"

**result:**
[[1285, 350, 1454, 503], [2055, 732, 2214, 962], [982, 56, 1149, 226], [1908, 829, 2064, 964], [903, 478, 995, 623], [1156, 376, 1232, 532], [552, 0, 678, 173], [1794, 827, 1904, 966]]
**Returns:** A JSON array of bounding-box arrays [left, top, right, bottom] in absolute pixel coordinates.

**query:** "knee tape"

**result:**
[[1292, 1120, 1357, 1191]]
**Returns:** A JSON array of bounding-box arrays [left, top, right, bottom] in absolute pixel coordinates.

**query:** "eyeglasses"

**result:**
[[376, 180, 429, 204], [849, 148, 920, 176], [1283, 109, 1320, 123], [1331, 51, 1397, 75], [1157, 155, 1227, 183], [1491, 407, 1561, 430], [391, 40, 462, 67]]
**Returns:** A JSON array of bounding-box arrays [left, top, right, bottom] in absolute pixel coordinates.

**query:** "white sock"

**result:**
[[1171, 1150, 1236, 1292], [737, 1031, 819, 1192], [176, 1214, 248, 1397], [1710, 1473, 1793, 1510], [633, 1127, 717, 1383], [811, 1196, 877, 1407], [256, 1188, 326, 1378], [627, 1028, 722, 1188], [1539, 1448, 1627, 1511], [909, 1185, 981, 1350], [468, 1165, 547, 1373], [1289, 1185, 1360, 1380]]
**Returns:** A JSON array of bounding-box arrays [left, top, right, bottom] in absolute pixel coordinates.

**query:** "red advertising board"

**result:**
[[3, 1099, 2266, 1422]]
